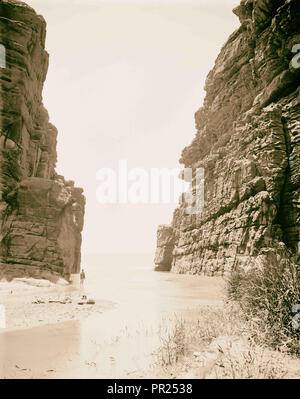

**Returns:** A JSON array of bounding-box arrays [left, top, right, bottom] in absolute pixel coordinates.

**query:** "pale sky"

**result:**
[[26, 0, 240, 257]]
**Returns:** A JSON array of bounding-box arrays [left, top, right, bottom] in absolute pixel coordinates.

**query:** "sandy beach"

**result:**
[[0, 279, 115, 331], [0, 264, 226, 379], [0, 276, 116, 379], [1, 265, 300, 379]]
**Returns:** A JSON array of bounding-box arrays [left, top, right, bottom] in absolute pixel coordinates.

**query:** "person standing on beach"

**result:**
[[80, 269, 86, 290]]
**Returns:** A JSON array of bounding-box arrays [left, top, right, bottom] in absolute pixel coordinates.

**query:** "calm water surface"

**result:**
[[0, 255, 224, 378]]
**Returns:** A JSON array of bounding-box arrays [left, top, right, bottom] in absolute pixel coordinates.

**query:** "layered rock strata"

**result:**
[[155, 0, 300, 275], [0, 0, 85, 281], [154, 225, 175, 271]]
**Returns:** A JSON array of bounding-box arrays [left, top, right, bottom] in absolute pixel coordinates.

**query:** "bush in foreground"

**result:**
[[227, 253, 300, 355]]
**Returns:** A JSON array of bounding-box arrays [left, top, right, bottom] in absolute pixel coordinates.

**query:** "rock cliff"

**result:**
[[0, 0, 85, 281], [155, 0, 300, 275]]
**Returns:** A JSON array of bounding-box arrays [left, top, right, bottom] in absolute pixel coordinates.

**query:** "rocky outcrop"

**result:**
[[155, 0, 300, 275], [0, 0, 85, 281], [154, 225, 174, 271]]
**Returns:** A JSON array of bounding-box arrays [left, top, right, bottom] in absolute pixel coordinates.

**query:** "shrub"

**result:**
[[227, 255, 300, 354], [155, 317, 187, 366]]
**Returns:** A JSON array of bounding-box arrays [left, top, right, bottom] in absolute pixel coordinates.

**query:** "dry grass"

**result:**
[[149, 253, 300, 379], [152, 304, 290, 379], [213, 338, 287, 379], [155, 317, 187, 366]]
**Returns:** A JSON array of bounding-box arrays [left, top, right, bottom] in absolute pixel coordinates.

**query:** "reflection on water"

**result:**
[[0, 254, 224, 378]]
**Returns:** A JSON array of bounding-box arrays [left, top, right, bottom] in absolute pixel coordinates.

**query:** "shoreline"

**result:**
[[1, 273, 300, 379], [0, 279, 115, 332]]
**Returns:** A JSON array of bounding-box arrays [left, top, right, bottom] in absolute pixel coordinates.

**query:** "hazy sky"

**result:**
[[26, 0, 240, 257]]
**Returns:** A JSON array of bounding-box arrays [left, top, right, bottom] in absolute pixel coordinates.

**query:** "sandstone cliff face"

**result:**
[[0, 0, 85, 280], [155, 0, 300, 275], [154, 225, 175, 271]]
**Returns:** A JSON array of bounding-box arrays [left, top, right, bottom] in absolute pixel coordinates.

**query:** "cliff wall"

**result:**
[[155, 0, 300, 275], [0, 0, 85, 281]]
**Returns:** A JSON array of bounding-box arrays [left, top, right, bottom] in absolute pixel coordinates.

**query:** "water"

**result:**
[[0, 254, 224, 378]]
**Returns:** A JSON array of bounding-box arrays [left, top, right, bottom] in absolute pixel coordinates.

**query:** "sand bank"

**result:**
[[0, 279, 114, 331]]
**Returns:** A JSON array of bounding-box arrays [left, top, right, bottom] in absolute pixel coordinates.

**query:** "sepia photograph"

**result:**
[[0, 0, 300, 385]]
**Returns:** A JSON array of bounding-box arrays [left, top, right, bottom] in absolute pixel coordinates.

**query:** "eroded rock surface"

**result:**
[[155, 0, 300, 275], [0, 0, 85, 280], [154, 225, 174, 271]]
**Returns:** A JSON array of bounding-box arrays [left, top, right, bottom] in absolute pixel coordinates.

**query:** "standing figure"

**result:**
[[80, 269, 86, 290]]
